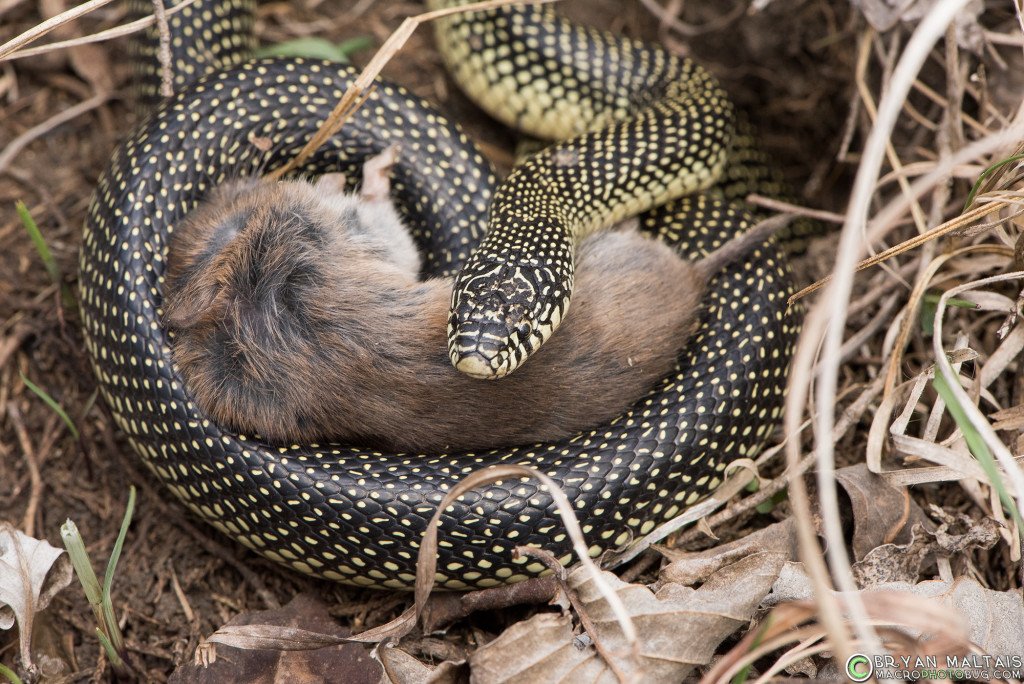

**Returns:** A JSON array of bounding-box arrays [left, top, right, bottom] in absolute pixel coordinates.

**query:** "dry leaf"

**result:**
[[915, 577, 1024, 654], [0, 523, 72, 672], [768, 562, 1023, 653], [658, 517, 798, 586], [468, 612, 588, 683], [852, 513, 1000, 587], [204, 624, 351, 651], [68, 43, 115, 95], [171, 594, 382, 684], [661, 465, 925, 587], [377, 645, 467, 684], [832, 464, 928, 558], [928, 507, 1002, 554], [469, 553, 785, 683], [850, 524, 935, 586]]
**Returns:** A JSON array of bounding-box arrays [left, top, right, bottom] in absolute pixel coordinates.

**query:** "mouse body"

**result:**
[[163, 154, 762, 454]]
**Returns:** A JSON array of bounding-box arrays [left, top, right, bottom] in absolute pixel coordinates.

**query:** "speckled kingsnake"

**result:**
[[77, 0, 799, 589]]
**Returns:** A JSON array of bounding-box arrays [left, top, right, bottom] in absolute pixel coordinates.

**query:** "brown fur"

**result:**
[[164, 178, 732, 454]]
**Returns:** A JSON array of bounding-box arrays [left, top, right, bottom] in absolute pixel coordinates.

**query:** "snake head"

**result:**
[[447, 256, 572, 379]]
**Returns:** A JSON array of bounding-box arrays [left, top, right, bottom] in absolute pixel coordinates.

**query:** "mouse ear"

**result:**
[[162, 270, 227, 330]]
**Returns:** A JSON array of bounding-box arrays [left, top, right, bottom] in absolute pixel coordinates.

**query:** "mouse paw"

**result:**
[[360, 144, 399, 203], [314, 172, 347, 194]]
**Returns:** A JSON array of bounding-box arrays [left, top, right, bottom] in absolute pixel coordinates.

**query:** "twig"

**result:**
[[744, 194, 846, 225], [0, 325, 32, 372], [517, 546, 634, 684], [150, 0, 174, 97], [411, 465, 640, 673], [422, 575, 559, 632], [7, 404, 42, 537]]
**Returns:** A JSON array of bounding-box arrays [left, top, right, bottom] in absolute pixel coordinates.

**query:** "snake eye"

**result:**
[[515, 321, 533, 341]]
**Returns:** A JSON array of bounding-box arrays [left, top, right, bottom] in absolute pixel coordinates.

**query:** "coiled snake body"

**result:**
[[78, 0, 798, 589]]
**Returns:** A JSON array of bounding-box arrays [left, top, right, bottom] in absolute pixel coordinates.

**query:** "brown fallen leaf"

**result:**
[[809, 463, 931, 561], [378, 644, 468, 684], [850, 524, 934, 586], [928, 506, 1002, 554], [658, 517, 799, 586], [68, 42, 115, 95], [851, 512, 1001, 587], [468, 552, 786, 684], [661, 464, 929, 588], [170, 594, 382, 684]]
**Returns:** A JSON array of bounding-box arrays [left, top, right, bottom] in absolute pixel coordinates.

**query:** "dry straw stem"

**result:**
[[786, 0, 978, 669], [0, 0, 116, 60], [0, 0, 201, 61], [264, 0, 558, 182], [789, 190, 1024, 307]]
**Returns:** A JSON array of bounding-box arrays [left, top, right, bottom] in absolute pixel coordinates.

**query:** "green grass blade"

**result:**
[[933, 373, 1024, 533], [963, 153, 1024, 211], [99, 486, 134, 654], [62, 500, 131, 671], [921, 293, 977, 335], [16, 201, 59, 285], [60, 519, 103, 605], [0, 663, 24, 684], [95, 628, 124, 669], [20, 372, 79, 441], [256, 36, 372, 62], [103, 486, 135, 598], [16, 201, 77, 312]]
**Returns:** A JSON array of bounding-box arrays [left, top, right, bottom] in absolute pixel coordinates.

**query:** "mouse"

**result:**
[[162, 148, 782, 454]]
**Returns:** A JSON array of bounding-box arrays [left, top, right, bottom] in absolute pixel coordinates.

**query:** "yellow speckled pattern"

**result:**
[[77, 0, 799, 589]]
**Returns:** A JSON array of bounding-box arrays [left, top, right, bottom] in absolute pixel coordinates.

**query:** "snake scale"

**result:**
[[77, 0, 799, 589]]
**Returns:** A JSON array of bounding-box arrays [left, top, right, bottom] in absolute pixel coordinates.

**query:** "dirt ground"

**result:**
[[1, 0, 1021, 682]]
